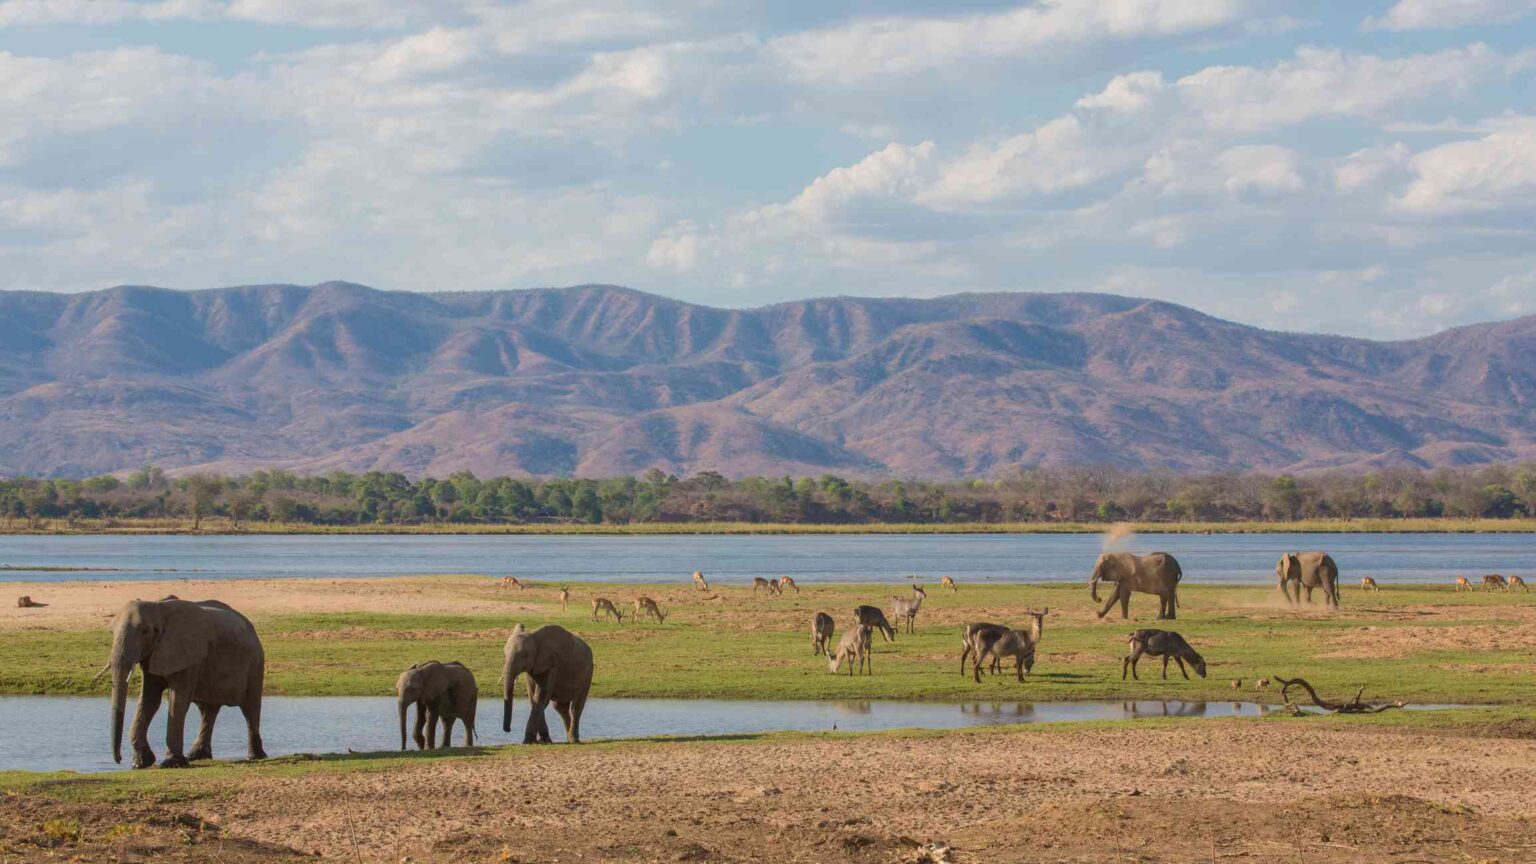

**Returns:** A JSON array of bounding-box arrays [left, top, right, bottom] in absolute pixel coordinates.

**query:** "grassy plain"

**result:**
[[3, 576, 1533, 705]]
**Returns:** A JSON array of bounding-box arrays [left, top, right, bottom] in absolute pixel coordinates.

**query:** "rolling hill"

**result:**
[[0, 282, 1532, 478]]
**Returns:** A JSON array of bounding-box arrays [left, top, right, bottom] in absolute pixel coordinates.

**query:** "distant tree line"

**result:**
[[1, 464, 1534, 528]]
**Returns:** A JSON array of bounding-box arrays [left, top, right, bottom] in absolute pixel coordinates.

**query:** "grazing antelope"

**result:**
[[500, 576, 525, 590], [15, 595, 45, 608], [778, 576, 800, 594], [828, 625, 872, 676], [971, 609, 1047, 683], [557, 587, 569, 611], [752, 576, 780, 595], [1508, 574, 1529, 592], [891, 586, 924, 634], [960, 623, 1007, 676], [632, 595, 668, 624], [1253, 677, 1270, 691], [1122, 629, 1207, 681], [692, 570, 709, 591], [940, 575, 957, 592], [811, 612, 835, 656], [1455, 575, 1472, 592], [591, 597, 624, 623], [1360, 575, 1380, 592], [1482, 574, 1509, 592], [854, 605, 897, 642]]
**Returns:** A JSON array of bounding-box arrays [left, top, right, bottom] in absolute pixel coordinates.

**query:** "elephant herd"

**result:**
[[101, 546, 1481, 769]]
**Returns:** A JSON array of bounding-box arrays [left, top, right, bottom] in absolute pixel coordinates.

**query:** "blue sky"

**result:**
[[1, 0, 1533, 338]]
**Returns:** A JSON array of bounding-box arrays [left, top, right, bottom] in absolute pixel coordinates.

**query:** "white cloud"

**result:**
[[1364, 0, 1536, 31], [1076, 71, 1166, 113], [1334, 143, 1412, 193], [645, 227, 700, 272], [1140, 144, 1304, 197], [919, 117, 1132, 207], [769, 0, 1254, 83], [770, 141, 937, 223], [1396, 118, 1536, 213]]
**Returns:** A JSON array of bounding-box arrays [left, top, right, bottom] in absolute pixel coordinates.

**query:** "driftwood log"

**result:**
[[1275, 676, 1405, 714]]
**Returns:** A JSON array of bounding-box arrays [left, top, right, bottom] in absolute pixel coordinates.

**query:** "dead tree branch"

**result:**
[[1274, 676, 1406, 714]]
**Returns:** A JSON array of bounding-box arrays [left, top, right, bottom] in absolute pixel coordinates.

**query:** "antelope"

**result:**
[[1455, 575, 1472, 592], [692, 570, 709, 591], [1482, 574, 1509, 592], [960, 622, 1007, 676], [891, 586, 925, 634], [557, 587, 569, 611], [632, 595, 668, 624], [778, 576, 800, 595], [500, 576, 525, 590], [1508, 574, 1529, 592], [854, 605, 897, 642], [1122, 629, 1207, 681], [1360, 576, 1380, 592], [591, 597, 624, 623], [828, 625, 872, 676], [811, 612, 835, 656], [752, 576, 780, 595], [970, 609, 1047, 683], [940, 575, 957, 592], [15, 595, 45, 608]]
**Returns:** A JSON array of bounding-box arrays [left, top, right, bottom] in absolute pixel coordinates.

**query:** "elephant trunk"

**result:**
[[1089, 566, 1105, 603], [398, 697, 409, 751], [108, 627, 136, 764], [502, 657, 517, 734]]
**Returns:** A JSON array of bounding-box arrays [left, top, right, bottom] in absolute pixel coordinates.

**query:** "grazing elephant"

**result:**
[[502, 624, 593, 745], [396, 660, 478, 750], [101, 597, 266, 769], [1090, 552, 1182, 620], [1276, 552, 1340, 609]]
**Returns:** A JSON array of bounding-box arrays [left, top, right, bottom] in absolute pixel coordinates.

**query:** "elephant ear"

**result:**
[[147, 602, 217, 677]]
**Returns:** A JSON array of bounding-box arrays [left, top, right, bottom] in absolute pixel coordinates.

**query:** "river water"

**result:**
[[1, 695, 1300, 773], [0, 532, 1530, 584]]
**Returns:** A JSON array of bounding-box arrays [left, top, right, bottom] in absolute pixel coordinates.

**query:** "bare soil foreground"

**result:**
[[2, 717, 1536, 863]]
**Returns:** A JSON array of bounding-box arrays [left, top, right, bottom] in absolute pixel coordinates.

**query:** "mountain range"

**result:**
[[0, 282, 1532, 479]]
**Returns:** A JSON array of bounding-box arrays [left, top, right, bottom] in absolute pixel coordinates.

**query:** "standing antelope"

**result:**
[[891, 585, 925, 634], [778, 576, 800, 594], [853, 605, 897, 642], [811, 612, 835, 656], [752, 576, 780, 595], [632, 596, 668, 624], [557, 587, 569, 611], [828, 625, 872, 676], [971, 609, 1048, 683], [692, 570, 709, 591], [591, 597, 624, 623], [1482, 574, 1509, 592], [940, 575, 957, 592], [1508, 574, 1529, 592], [1360, 576, 1380, 592], [960, 622, 1007, 676], [1455, 575, 1472, 592]]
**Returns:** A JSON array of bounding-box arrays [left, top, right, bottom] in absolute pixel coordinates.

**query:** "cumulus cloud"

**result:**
[[1365, 0, 1536, 31], [1396, 118, 1536, 213]]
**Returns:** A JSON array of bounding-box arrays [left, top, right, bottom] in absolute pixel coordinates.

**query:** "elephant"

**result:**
[[502, 624, 593, 745], [396, 660, 477, 750], [1090, 552, 1182, 620], [100, 597, 266, 769], [1275, 552, 1340, 609]]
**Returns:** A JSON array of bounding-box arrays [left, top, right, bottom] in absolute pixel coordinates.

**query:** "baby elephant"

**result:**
[[811, 612, 835, 656], [1122, 629, 1207, 681], [396, 660, 478, 750]]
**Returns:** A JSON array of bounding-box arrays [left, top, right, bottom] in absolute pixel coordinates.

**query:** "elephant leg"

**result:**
[[413, 701, 428, 750], [130, 675, 166, 769], [239, 697, 266, 761], [1119, 587, 1130, 619], [160, 677, 195, 768], [567, 694, 587, 742], [523, 700, 551, 744], [1097, 586, 1121, 619], [188, 702, 219, 761], [553, 702, 574, 742], [440, 717, 456, 748], [1304, 585, 1314, 604]]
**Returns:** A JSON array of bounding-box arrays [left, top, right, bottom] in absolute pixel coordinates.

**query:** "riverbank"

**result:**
[[3, 709, 1534, 862], [3, 516, 1536, 535], [3, 577, 1532, 704]]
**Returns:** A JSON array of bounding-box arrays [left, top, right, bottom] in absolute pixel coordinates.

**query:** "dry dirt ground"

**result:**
[[5, 720, 1536, 863]]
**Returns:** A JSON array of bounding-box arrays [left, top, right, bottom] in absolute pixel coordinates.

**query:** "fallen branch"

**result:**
[[1274, 676, 1406, 714]]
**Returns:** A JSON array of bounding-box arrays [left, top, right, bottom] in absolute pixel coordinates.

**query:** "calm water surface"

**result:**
[[0, 533, 1529, 584], [0, 695, 1295, 773]]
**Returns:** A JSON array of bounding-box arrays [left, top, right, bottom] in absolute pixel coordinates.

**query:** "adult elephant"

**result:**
[[502, 624, 593, 745], [1276, 552, 1340, 609], [397, 660, 478, 750], [101, 597, 266, 769], [1090, 552, 1182, 620]]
